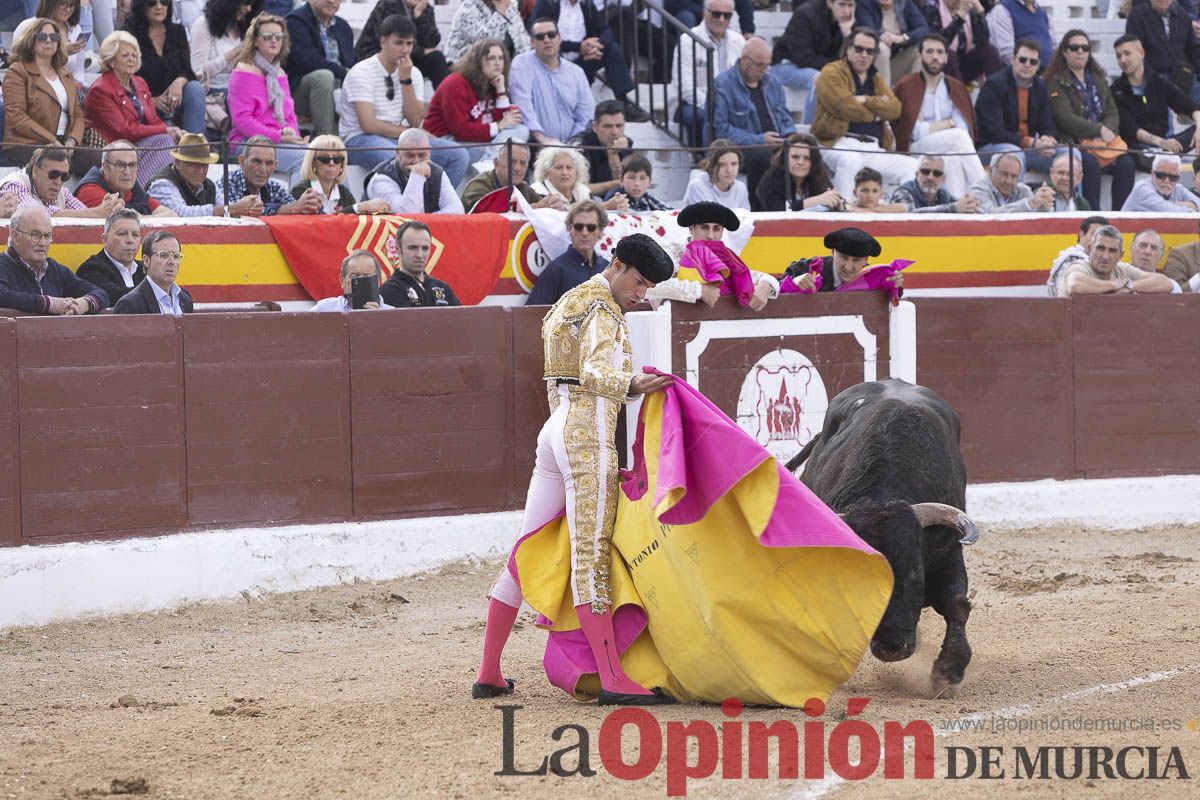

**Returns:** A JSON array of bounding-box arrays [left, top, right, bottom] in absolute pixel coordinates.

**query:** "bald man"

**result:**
[[366, 128, 465, 214], [712, 37, 797, 210]]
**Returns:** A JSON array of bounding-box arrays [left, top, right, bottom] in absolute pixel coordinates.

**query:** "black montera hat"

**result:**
[[676, 201, 741, 231], [823, 227, 882, 258], [613, 233, 674, 283]]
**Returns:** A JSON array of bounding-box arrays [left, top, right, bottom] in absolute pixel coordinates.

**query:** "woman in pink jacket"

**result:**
[[423, 38, 528, 163], [227, 13, 306, 177]]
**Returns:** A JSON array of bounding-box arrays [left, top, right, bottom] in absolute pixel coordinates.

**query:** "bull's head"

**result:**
[[839, 500, 978, 663]]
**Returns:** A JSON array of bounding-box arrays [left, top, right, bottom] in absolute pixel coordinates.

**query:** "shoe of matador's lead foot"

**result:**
[[472, 678, 516, 699], [597, 687, 677, 706]]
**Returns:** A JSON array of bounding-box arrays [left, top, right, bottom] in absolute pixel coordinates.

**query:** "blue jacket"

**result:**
[[712, 64, 796, 146], [285, 3, 356, 83], [527, 248, 609, 306], [0, 250, 108, 315], [974, 65, 1055, 147], [855, 0, 930, 50]]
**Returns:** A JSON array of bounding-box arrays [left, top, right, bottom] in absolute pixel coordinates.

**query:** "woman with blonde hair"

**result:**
[[531, 146, 628, 210], [227, 12, 306, 177], [84, 31, 180, 185], [291, 134, 392, 214], [3, 18, 88, 169]]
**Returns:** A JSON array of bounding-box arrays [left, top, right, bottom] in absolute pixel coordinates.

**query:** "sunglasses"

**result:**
[[148, 0, 170, 6], [532, 31, 559, 41], [572, 223, 599, 232], [258, 32, 284, 42], [34, 32, 61, 43], [918, 167, 944, 177], [315, 155, 345, 165], [1065, 43, 1091, 53], [43, 168, 69, 181], [1153, 170, 1181, 182], [851, 44, 878, 56], [384, 74, 395, 101], [1016, 55, 1040, 66], [708, 10, 732, 18]]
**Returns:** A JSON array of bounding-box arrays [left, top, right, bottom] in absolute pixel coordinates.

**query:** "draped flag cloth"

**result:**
[[507, 370, 894, 706], [262, 213, 511, 305], [678, 239, 756, 307]]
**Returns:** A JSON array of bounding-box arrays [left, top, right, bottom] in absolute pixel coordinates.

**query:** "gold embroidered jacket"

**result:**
[[542, 275, 633, 404]]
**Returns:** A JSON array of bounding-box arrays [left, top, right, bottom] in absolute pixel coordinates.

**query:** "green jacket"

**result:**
[[1045, 70, 1121, 144]]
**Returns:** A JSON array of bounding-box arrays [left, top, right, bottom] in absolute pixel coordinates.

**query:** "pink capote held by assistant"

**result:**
[[678, 239, 757, 306], [506, 369, 894, 705]]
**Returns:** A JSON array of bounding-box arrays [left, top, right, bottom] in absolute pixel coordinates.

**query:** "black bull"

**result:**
[[786, 379, 979, 696]]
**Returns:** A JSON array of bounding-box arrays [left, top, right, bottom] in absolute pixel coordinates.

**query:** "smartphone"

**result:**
[[350, 274, 380, 310], [74, 32, 90, 46]]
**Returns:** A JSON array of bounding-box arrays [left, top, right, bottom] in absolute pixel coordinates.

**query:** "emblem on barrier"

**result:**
[[346, 214, 446, 278], [736, 349, 829, 463]]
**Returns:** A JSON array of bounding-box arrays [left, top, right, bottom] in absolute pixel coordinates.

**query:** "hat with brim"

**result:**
[[823, 227, 881, 258], [677, 201, 740, 232], [171, 133, 219, 165], [613, 233, 674, 283]]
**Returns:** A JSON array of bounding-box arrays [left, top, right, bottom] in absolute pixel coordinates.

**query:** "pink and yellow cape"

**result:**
[[506, 371, 894, 706]]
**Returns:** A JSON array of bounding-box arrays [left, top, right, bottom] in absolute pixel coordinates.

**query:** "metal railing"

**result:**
[[606, 0, 716, 144]]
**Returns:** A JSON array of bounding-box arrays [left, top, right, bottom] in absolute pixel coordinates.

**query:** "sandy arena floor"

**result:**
[[2, 523, 1198, 799]]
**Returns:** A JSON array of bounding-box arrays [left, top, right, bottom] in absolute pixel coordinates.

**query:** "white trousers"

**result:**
[[490, 388, 577, 608], [825, 136, 921, 196], [907, 128, 986, 199]]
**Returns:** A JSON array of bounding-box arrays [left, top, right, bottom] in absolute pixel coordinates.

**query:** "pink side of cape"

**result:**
[[679, 240, 756, 306], [835, 259, 915, 306]]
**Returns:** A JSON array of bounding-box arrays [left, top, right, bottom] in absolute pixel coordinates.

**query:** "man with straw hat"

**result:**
[[147, 133, 264, 218]]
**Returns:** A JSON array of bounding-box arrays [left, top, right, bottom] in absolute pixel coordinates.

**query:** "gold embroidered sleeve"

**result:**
[[578, 303, 632, 403]]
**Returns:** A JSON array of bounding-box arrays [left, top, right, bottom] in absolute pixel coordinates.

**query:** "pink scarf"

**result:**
[[679, 239, 756, 306], [939, 0, 974, 52]]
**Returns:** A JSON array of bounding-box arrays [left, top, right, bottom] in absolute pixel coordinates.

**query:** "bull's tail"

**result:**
[[784, 434, 821, 473]]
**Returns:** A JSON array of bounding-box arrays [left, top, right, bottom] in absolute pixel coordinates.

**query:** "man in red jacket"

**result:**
[[891, 33, 983, 198]]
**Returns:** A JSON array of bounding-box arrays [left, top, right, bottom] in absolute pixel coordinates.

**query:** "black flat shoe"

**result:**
[[598, 687, 676, 706], [472, 678, 516, 699]]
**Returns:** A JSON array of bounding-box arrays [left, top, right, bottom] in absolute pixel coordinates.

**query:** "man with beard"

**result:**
[[892, 33, 983, 198]]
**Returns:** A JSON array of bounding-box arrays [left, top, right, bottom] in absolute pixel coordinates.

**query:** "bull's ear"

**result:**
[[911, 502, 979, 546]]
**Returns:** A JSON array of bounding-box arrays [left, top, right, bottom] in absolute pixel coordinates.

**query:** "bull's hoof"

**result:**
[[930, 674, 963, 699], [870, 641, 915, 662]]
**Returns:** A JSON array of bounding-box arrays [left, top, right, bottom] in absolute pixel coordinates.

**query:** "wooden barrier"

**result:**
[[1, 295, 1198, 547]]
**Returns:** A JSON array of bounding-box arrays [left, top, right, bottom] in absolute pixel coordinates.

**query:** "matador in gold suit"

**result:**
[[473, 233, 678, 705]]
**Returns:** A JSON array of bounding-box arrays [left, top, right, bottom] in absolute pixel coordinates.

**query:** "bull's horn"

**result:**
[[911, 502, 979, 546]]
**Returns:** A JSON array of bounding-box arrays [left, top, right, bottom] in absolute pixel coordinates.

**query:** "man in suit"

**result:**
[[0, 205, 107, 315], [76, 209, 145, 307], [113, 230, 194, 315]]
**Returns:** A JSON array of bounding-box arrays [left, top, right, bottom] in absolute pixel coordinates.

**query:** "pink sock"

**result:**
[[476, 597, 519, 687], [575, 603, 653, 695]]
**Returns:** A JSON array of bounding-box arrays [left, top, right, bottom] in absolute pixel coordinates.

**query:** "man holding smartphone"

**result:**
[[310, 249, 395, 312]]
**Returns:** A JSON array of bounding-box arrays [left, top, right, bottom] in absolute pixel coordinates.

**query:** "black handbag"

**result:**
[[1171, 62, 1196, 96]]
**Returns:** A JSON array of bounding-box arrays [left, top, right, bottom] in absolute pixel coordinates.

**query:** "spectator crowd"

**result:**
[[2, 0, 1200, 316]]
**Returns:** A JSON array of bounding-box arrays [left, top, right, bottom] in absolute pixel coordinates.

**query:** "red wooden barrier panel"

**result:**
[[0, 319, 18, 546], [915, 298, 1076, 482], [16, 316, 185, 544], [181, 313, 353, 527]]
